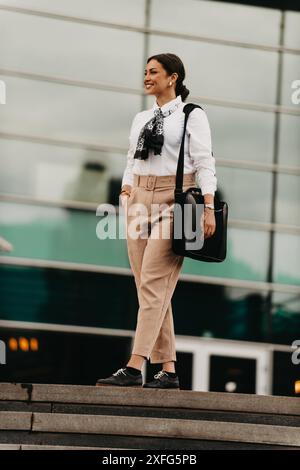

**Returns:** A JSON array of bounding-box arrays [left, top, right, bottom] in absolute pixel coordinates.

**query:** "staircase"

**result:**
[[0, 383, 299, 450]]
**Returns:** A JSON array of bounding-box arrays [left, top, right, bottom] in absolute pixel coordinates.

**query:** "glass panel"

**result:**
[[276, 174, 300, 227], [1, 265, 298, 345], [278, 114, 300, 167], [183, 227, 270, 282], [204, 105, 276, 164], [0, 147, 273, 218], [0, 76, 141, 146], [285, 11, 300, 49], [175, 284, 270, 342], [281, 53, 300, 107], [150, 0, 281, 46], [0, 326, 134, 385], [0, 202, 130, 268], [0, 266, 138, 330], [273, 233, 300, 286], [209, 356, 257, 394], [0, 203, 269, 283], [0, 138, 126, 204], [148, 35, 278, 105], [272, 350, 300, 396], [146, 96, 275, 164], [216, 167, 272, 223], [272, 291, 300, 344], [0, 0, 146, 27], [0, 10, 145, 88]]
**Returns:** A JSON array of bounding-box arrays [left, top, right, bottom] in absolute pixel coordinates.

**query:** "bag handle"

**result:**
[[175, 103, 202, 195], [175, 103, 215, 196]]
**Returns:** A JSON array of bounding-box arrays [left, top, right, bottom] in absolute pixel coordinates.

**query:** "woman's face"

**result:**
[[144, 59, 176, 96]]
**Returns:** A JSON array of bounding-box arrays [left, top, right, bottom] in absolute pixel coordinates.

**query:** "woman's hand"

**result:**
[[120, 184, 132, 197], [202, 207, 216, 239], [120, 185, 132, 207]]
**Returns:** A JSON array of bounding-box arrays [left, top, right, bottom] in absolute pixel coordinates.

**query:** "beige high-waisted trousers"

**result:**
[[124, 172, 196, 364]]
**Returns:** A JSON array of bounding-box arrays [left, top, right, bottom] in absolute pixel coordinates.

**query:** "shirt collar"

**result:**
[[152, 95, 182, 116]]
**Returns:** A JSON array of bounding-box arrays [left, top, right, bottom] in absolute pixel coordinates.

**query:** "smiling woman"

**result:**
[[144, 53, 190, 107], [96, 52, 217, 390]]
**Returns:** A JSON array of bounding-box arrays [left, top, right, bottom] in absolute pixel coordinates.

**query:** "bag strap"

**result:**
[[175, 103, 211, 195]]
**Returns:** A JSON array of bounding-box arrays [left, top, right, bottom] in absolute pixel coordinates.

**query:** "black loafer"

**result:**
[[96, 367, 143, 387], [143, 370, 180, 389]]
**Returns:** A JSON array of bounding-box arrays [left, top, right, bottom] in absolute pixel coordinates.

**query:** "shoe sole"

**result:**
[[142, 386, 180, 390], [95, 383, 142, 388]]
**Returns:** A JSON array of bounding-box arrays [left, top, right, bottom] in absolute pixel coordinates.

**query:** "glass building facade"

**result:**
[[0, 1, 299, 387]]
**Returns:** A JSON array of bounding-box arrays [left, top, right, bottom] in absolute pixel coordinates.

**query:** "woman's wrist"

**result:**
[[203, 194, 214, 204], [203, 194, 215, 212], [120, 185, 132, 196]]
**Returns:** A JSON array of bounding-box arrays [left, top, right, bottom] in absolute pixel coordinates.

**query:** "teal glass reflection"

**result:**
[[0, 265, 138, 330], [0, 202, 270, 283], [0, 202, 130, 268], [271, 291, 300, 344], [2, 265, 297, 345], [182, 227, 270, 282], [273, 233, 300, 286]]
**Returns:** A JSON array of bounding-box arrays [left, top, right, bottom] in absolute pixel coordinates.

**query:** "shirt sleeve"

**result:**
[[186, 107, 217, 196], [121, 112, 140, 188]]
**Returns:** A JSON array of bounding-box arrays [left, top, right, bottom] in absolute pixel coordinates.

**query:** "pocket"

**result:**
[[128, 186, 136, 202], [124, 187, 138, 210]]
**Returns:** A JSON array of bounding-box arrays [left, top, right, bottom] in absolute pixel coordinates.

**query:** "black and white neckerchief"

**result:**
[[134, 99, 181, 160]]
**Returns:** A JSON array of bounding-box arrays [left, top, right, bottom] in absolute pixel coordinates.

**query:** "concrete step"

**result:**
[[0, 411, 299, 448], [0, 444, 132, 450], [0, 383, 299, 450], [0, 399, 299, 427], [1, 382, 299, 415]]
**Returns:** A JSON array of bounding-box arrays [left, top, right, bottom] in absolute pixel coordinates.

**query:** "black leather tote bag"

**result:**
[[172, 103, 228, 262]]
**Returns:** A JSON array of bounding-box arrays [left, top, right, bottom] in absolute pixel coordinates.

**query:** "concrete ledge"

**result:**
[[0, 443, 133, 450], [32, 413, 300, 447], [0, 383, 30, 402], [0, 444, 21, 450], [25, 383, 300, 416], [0, 412, 32, 431], [0, 401, 51, 413], [0, 429, 297, 450], [21, 445, 133, 450]]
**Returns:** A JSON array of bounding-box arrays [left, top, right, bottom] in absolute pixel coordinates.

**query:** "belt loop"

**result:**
[[153, 175, 157, 189], [146, 175, 156, 190]]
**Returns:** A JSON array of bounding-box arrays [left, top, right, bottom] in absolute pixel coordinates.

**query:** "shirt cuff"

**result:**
[[195, 172, 217, 196], [121, 172, 133, 188]]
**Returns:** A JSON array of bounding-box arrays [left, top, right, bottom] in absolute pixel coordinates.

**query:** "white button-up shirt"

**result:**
[[121, 94, 217, 195]]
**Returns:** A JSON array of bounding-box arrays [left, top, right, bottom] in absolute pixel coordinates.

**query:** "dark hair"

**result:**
[[146, 53, 190, 102]]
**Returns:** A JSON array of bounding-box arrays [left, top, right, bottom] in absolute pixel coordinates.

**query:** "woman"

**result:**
[[96, 53, 217, 389]]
